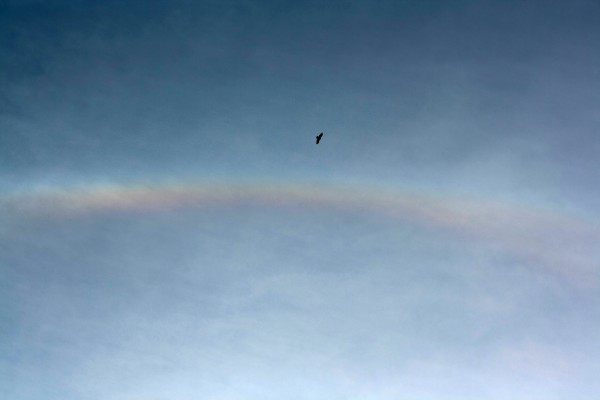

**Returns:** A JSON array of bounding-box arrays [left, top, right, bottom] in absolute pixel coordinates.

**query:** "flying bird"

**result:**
[[316, 132, 323, 144]]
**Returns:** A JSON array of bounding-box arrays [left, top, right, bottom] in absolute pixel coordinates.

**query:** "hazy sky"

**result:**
[[1, 1, 599, 399]]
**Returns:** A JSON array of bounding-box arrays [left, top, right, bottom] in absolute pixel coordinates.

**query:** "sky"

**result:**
[[1, 0, 599, 399]]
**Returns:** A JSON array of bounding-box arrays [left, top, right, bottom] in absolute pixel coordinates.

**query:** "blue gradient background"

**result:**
[[1, 1, 599, 399]]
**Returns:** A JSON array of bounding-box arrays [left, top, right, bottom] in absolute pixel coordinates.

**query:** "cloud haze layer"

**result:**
[[1, 1, 599, 399]]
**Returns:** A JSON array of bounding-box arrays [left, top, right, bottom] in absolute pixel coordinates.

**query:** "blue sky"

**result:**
[[1, 1, 600, 399]]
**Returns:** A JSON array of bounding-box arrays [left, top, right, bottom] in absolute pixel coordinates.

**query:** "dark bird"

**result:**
[[316, 132, 324, 144]]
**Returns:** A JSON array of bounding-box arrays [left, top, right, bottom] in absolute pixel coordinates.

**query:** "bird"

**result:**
[[316, 132, 323, 144]]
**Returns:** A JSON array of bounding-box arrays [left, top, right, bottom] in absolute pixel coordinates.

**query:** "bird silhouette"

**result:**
[[316, 132, 323, 144]]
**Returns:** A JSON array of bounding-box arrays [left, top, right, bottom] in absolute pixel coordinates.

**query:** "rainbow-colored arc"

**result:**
[[2, 180, 598, 285]]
